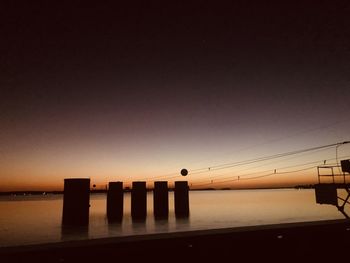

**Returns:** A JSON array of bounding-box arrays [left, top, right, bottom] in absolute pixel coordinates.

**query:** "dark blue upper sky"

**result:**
[[1, 1, 350, 190]]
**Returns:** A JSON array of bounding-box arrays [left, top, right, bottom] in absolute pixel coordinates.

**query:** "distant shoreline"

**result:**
[[0, 185, 315, 196]]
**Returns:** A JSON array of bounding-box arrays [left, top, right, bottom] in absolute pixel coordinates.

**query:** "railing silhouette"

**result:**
[[315, 159, 350, 218]]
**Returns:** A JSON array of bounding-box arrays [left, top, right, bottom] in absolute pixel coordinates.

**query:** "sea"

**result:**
[[0, 189, 345, 248]]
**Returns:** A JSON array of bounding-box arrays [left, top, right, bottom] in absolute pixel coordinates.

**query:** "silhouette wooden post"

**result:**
[[153, 181, 169, 219], [131, 181, 147, 220], [174, 181, 189, 217], [107, 182, 124, 221], [341, 159, 350, 173], [62, 178, 90, 226]]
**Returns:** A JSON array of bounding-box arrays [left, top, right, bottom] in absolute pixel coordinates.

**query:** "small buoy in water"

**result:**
[[180, 169, 188, 176]]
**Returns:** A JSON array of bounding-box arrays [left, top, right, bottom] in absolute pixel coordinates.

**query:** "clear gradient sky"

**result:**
[[1, 2, 350, 191]]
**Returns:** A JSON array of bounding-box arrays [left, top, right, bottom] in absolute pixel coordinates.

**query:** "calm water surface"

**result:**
[[0, 189, 345, 247]]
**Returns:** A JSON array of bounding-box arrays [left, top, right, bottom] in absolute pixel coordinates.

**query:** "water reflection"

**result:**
[[0, 190, 344, 247], [61, 225, 89, 241], [175, 216, 191, 231], [131, 218, 147, 235], [153, 217, 169, 233], [107, 220, 123, 236]]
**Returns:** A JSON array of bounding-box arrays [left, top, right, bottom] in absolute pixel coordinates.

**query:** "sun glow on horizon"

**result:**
[[1, 138, 349, 192]]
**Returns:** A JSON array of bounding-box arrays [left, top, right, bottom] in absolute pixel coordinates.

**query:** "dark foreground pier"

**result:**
[[1, 219, 350, 262]]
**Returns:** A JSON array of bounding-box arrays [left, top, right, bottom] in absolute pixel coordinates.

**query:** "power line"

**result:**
[[188, 141, 349, 175], [182, 118, 350, 170], [189, 146, 335, 181], [121, 141, 349, 184], [190, 154, 350, 187], [191, 161, 319, 185], [192, 166, 317, 187]]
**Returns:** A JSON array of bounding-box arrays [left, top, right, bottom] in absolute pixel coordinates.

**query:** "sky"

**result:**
[[1, 1, 350, 191]]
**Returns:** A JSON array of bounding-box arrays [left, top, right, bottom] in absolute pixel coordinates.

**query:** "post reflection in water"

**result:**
[[0, 189, 344, 248], [61, 225, 89, 242]]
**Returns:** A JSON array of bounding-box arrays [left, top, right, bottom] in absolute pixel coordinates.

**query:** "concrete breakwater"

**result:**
[[62, 179, 190, 226]]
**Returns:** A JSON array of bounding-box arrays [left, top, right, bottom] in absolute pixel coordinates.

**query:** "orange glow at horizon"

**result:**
[[1, 109, 349, 192], [1, 141, 349, 192]]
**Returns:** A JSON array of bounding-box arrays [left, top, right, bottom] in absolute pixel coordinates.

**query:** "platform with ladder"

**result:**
[[315, 160, 350, 218]]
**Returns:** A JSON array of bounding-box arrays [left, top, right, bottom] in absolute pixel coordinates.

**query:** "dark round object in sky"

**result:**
[[93, 184, 96, 188], [180, 169, 188, 176]]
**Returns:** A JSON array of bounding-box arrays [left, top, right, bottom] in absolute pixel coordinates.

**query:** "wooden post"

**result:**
[[174, 181, 189, 217], [62, 178, 90, 226], [131, 181, 147, 220], [107, 182, 124, 221], [153, 181, 169, 219]]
